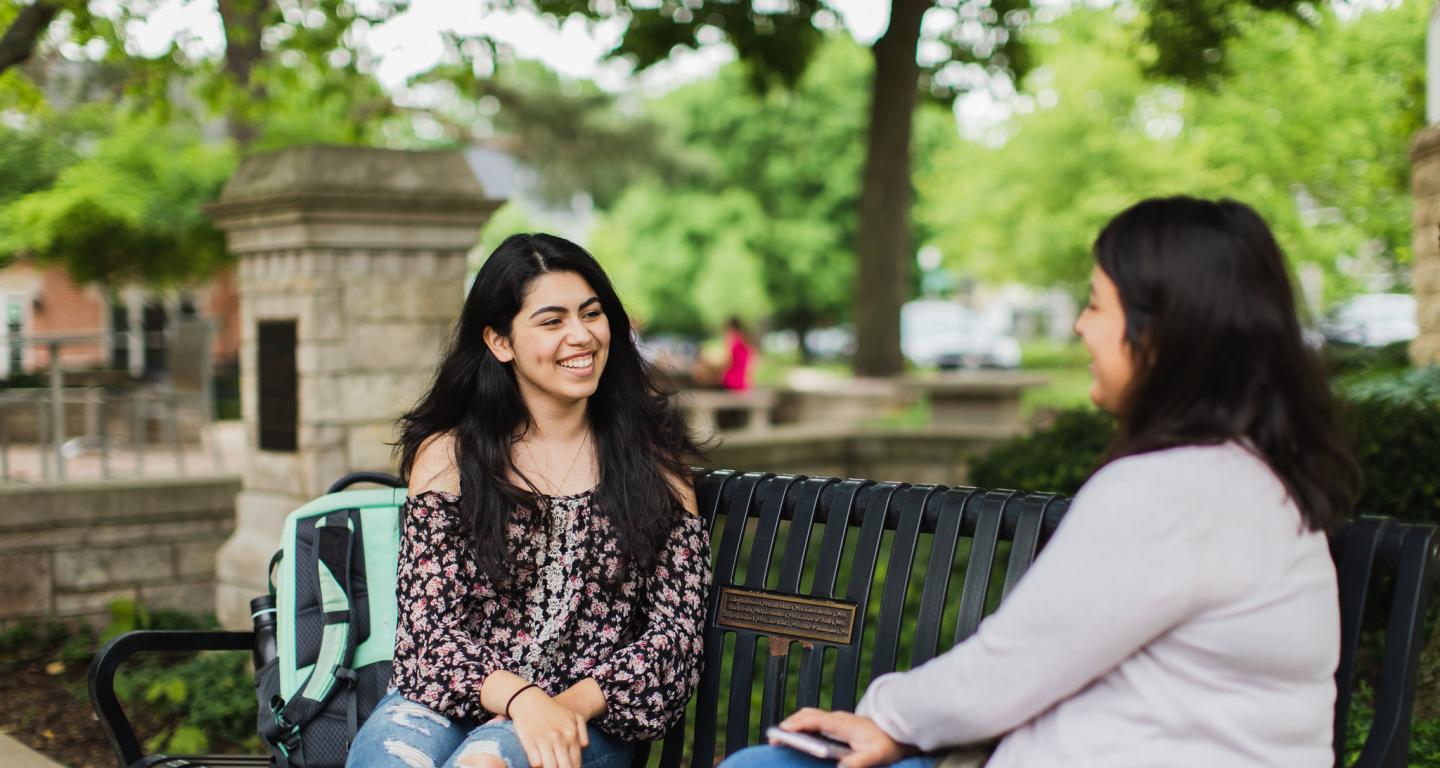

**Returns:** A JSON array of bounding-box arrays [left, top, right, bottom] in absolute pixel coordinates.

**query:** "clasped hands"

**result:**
[[483, 672, 605, 768]]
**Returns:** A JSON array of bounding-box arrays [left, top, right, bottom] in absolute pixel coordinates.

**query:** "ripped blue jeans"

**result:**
[[346, 690, 634, 768]]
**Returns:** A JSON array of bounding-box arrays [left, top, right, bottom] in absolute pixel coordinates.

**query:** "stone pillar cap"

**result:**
[[215, 144, 494, 204], [206, 144, 502, 223], [204, 144, 504, 252]]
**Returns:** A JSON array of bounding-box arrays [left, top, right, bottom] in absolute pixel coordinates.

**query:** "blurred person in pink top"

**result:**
[[721, 316, 755, 392]]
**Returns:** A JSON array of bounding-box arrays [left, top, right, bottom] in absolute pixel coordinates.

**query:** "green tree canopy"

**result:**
[[506, 0, 1321, 374], [918, 0, 1425, 304], [589, 37, 958, 350], [0, 0, 413, 284], [0, 110, 235, 284], [1185, 0, 1426, 289], [591, 185, 772, 337], [917, 10, 1219, 292]]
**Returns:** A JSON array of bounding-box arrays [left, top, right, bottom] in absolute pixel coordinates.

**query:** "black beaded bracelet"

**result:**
[[505, 683, 539, 718]]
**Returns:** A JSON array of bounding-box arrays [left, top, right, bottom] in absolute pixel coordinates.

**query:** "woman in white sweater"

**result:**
[[722, 196, 1360, 768]]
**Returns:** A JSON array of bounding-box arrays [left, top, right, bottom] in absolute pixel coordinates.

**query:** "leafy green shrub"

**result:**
[[968, 407, 1114, 494], [1, 619, 65, 657], [1340, 367, 1440, 524], [99, 599, 258, 754], [1, 608, 254, 755], [973, 367, 1440, 526], [1343, 366, 1440, 405], [101, 598, 209, 643], [114, 649, 257, 754], [1324, 341, 1413, 378]]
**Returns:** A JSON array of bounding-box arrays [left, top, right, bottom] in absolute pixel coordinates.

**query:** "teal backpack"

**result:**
[[253, 473, 407, 768]]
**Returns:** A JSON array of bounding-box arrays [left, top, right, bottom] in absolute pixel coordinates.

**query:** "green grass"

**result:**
[[1020, 367, 1094, 419], [750, 350, 852, 389], [1016, 340, 1094, 420], [1019, 339, 1091, 369]]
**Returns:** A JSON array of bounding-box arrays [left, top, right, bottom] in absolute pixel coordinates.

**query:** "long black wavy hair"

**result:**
[[396, 233, 701, 584], [1094, 196, 1359, 532]]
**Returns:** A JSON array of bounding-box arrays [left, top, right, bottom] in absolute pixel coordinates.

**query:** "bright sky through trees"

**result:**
[[112, 0, 890, 97]]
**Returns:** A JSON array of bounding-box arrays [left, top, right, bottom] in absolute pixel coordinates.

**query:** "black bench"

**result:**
[[89, 470, 1440, 768]]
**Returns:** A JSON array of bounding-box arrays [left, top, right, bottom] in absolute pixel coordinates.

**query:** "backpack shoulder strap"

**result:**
[[261, 511, 360, 759]]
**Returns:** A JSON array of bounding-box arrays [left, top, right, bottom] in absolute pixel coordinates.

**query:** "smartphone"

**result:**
[[766, 726, 855, 760]]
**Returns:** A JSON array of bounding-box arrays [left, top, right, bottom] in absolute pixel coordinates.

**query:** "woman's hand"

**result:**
[[508, 687, 591, 768], [777, 708, 912, 768], [551, 678, 607, 722]]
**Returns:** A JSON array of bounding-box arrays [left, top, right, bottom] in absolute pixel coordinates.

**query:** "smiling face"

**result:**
[[484, 270, 611, 411], [1074, 266, 1137, 414]]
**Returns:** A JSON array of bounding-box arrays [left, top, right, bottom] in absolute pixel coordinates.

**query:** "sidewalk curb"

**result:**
[[0, 732, 68, 768]]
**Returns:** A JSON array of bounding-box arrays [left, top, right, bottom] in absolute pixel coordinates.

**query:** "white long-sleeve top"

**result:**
[[855, 442, 1339, 768]]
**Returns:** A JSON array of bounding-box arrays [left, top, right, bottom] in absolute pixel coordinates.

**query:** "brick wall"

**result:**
[[204, 266, 241, 366], [0, 476, 240, 626], [31, 263, 106, 368], [0, 259, 243, 375]]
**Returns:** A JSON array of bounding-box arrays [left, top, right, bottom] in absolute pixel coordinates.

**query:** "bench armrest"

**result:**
[[87, 629, 255, 768], [1350, 524, 1440, 768]]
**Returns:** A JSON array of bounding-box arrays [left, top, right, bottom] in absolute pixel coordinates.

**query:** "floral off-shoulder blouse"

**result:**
[[390, 489, 712, 742]]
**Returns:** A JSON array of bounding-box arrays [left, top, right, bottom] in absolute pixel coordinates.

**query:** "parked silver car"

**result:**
[[1322, 293, 1418, 347], [901, 299, 1022, 369]]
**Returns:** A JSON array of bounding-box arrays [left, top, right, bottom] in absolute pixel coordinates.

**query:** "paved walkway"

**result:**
[[0, 732, 66, 768], [1, 420, 246, 484]]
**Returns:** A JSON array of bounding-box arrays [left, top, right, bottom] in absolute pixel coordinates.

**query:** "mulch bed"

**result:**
[[0, 657, 140, 768]]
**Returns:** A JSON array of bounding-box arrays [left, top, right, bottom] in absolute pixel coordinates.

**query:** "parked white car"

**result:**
[[1322, 293, 1418, 347], [901, 299, 1022, 369]]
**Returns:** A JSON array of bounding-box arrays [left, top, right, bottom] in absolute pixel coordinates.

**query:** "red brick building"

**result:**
[[0, 259, 239, 380]]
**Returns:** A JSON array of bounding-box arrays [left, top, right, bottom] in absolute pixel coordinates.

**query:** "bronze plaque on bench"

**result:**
[[715, 587, 858, 646]]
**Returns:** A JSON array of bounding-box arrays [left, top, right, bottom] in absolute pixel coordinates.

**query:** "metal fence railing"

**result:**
[[0, 325, 220, 483]]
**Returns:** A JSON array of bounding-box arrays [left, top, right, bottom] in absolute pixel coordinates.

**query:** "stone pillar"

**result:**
[[1414, 130, 1440, 367], [205, 145, 502, 627]]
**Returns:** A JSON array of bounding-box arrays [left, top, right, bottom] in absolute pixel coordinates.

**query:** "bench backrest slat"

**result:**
[[1001, 494, 1050, 599], [910, 489, 975, 666], [743, 475, 796, 589], [954, 491, 1009, 644], [692, 472, 764, 765], [1353, 524, 1440, 767], [830, 482, 903, 711], [870, 487, 934, 679], [726, 475, 802, 751], [1332, 517, 1385, 760], [776, 478, 832, 592], [756, 478, 829, 734], [809, 479, 867, 596], [792, 480, 867, 711]]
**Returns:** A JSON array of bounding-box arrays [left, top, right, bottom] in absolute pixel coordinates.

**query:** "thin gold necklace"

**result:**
[[525, 430, 589, 497]]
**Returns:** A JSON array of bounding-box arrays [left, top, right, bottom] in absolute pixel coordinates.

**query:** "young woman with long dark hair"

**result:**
[[347, 234, 712, 768], [724, 196, 1359, 768]]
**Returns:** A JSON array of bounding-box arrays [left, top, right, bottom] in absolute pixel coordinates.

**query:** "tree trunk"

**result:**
[[851, 0, 931, 377], [217, 0, 269, 146], [0, 1, 60, 76], [794, 316, 815, 364]]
